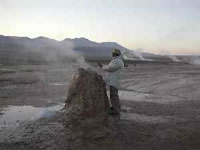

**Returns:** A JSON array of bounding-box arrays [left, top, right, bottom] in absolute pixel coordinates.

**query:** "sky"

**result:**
[[0, 0, 200, 55]]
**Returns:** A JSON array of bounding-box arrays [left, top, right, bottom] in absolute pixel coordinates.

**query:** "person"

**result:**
[[98, 49, 124, 115]]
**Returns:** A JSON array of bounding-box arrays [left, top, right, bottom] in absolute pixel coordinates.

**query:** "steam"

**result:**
[[18, 38, 91, 85], [42, 40, 79, 62], [76, 55, 90, 69], [134, 49, 145, 60], [62, 41, 91, 69], [63, 41, 91, 69], [59, 41, 91, 69], [23, 38, 90, 68], [192, 59, 200, 65], [122, 48, 145, 60], [190, 56, 200, 65], [32, 40, 91, 86], [160, 50, 180, 62], [57, 41, 78, 61]]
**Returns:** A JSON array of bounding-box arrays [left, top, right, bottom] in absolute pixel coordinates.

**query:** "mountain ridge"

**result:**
[[0, 34, 167, 65]]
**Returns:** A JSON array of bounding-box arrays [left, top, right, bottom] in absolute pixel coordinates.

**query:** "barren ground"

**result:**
[[0, 62, 200, 150]]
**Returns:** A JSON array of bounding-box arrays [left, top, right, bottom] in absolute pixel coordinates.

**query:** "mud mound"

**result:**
[[64, 68, 109, 140]]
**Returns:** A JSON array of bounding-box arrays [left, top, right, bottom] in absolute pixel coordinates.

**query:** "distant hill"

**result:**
[[0, 34, 173, 65]]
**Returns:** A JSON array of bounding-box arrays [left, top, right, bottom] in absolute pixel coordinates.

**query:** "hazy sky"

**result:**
[[0, 0, 200, 54]]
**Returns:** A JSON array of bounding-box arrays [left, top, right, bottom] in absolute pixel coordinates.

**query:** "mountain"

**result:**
[[62, 38, 160, 61], [62, 37, 144, 60], [0, 35, 65, 64], [63, 37, 99, 47], [0, 34, 165, 65]]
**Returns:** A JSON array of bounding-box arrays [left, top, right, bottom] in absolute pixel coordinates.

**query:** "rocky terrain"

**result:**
[[0, 61, 200, 150]]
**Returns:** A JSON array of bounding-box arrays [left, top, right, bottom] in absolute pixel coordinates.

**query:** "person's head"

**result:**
[[112, 49, 121, 57]]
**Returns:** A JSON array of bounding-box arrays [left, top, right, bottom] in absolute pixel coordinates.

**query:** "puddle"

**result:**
[[49, 82, 67, 86], [0, 68, 16, 73], [2, 85, 17, 90], [0, 103, 64, 129], [120, 112, 172, 124]]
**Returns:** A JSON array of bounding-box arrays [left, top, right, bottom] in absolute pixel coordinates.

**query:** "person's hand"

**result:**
[[97, 63, 103, 68]]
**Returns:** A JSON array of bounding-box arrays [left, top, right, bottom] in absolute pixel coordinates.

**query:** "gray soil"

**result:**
[[1, 62, 200, 150]]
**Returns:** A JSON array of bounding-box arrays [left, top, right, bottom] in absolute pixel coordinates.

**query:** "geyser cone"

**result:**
[[65, 68, 109, 139]]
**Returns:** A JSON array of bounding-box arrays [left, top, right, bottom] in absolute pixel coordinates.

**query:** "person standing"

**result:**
[[98, 49, 124, 115]]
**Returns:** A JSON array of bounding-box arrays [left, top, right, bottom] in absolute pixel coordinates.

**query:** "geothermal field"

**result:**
[[0, 60, 200, 150]]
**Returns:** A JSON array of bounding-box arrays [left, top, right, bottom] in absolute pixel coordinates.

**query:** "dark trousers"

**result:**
[[110, 86, 121, 112]]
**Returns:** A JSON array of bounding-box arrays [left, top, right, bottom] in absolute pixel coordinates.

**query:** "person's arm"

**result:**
[[102, 60, 121, 72]]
